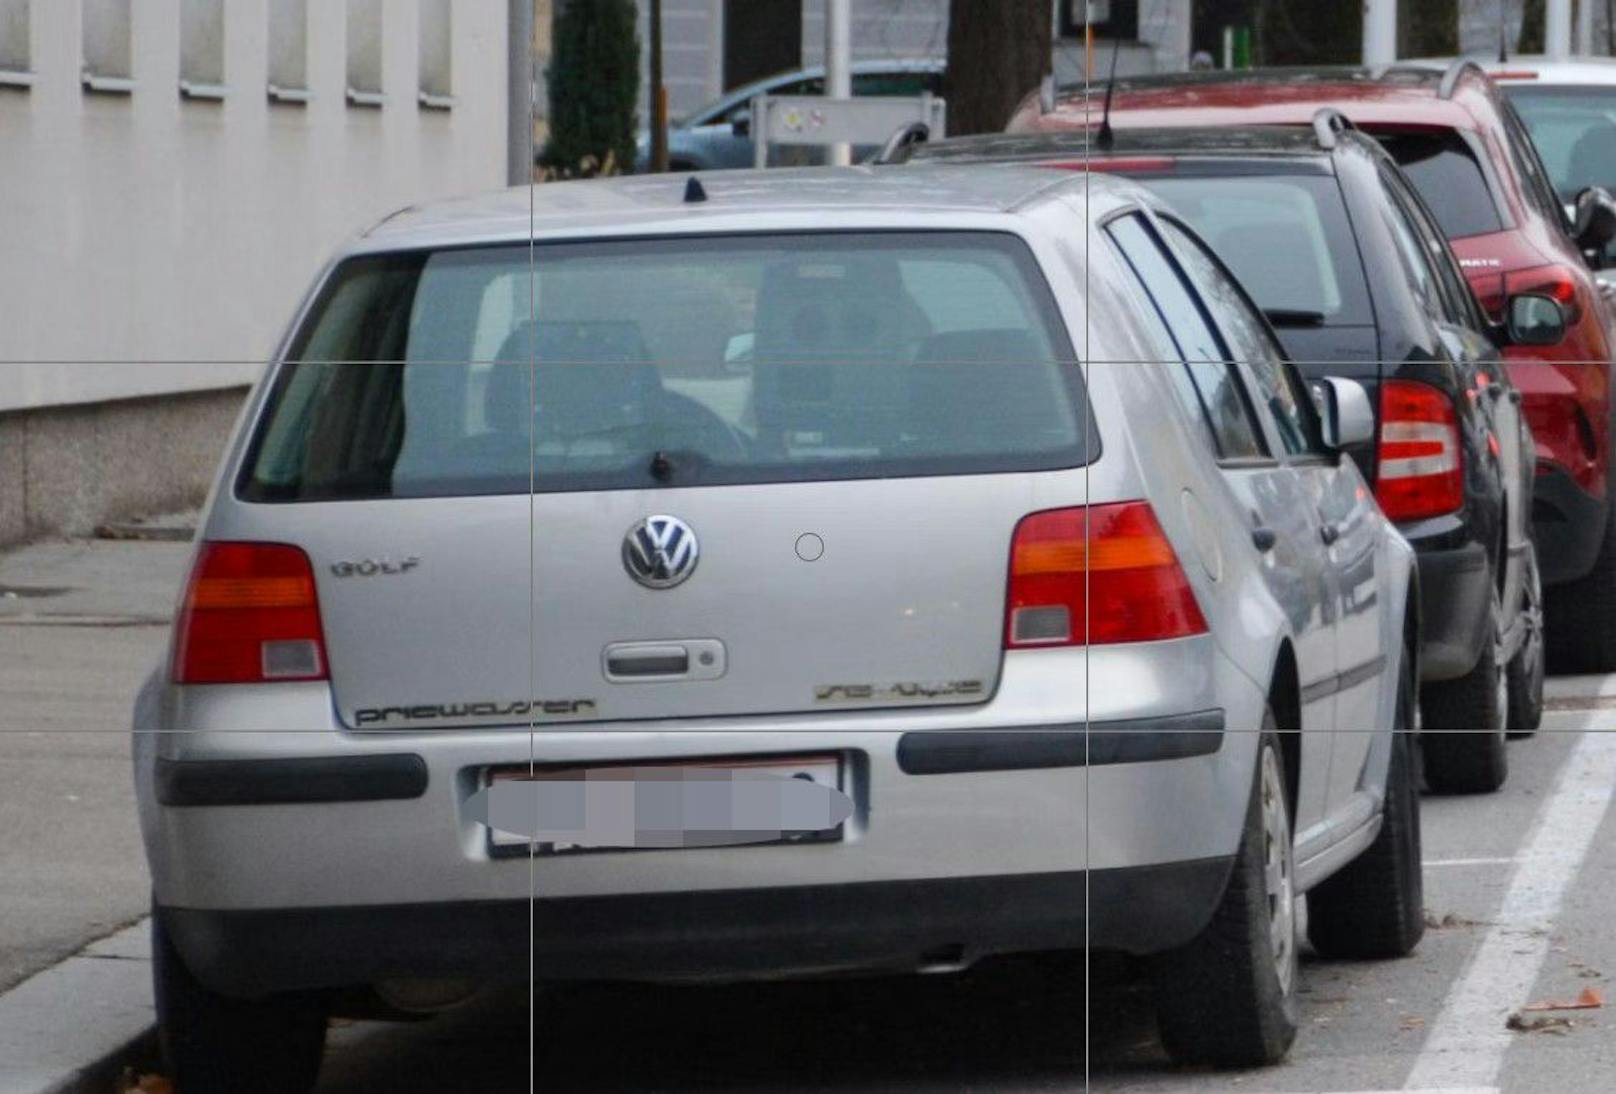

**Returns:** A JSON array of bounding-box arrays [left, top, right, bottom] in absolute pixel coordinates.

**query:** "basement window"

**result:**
[[0, 0, 31, 89], [82, 0, 134, 94], [345, 0, 384, 107], [179, 0, 226, 100], [267, 0, 309, 104], [418, 0, 452, 109]]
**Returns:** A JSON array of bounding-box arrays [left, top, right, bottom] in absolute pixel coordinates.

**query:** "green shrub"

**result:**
[[539, 0, 641, 177]]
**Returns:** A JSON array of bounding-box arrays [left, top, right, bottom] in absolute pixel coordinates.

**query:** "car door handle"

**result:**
[[1320, 522, 1342, 547], [1251, 527, 1278, 553]]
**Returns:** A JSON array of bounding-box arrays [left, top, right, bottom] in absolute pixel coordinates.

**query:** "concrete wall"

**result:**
[[0, 0, 509, 412], [0, 387, 246, 544]]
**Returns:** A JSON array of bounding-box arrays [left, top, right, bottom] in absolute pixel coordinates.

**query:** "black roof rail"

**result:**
[[870, 121, 931, 165], [1311, 107, 1356, 150], [1438, 58, 1486, 99]]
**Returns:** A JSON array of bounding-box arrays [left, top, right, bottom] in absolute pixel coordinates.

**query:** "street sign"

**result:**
[[751, 93, 947, 169]]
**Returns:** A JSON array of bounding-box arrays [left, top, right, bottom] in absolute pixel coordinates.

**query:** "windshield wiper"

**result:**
[[1263, 308, 1327, 328]]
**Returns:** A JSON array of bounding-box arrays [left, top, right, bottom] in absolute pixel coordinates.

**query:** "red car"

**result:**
[[1011, 63, 1616, 669]]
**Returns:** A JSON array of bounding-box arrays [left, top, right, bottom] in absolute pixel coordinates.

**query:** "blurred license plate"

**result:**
[[484, 754, 844, 853]]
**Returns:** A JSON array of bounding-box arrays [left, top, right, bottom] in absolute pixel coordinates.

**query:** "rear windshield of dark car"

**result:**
[[240, 232, 1089, 501], [1142, 173, 1373, 326], [1377, 131, 1507, 239]]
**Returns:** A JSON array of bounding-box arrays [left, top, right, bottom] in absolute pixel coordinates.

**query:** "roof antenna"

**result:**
[[1498, 0, 1509, 63], [1095, 36, 1123, 152], [683, 176, 707, 204]]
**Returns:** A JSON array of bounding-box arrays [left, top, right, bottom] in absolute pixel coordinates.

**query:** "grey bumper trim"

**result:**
[[895, 709, 1224, 775], [155, 754, 429, 807]]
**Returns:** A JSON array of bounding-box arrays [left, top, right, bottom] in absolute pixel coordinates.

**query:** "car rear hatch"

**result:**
[[233, 230, 1092, 728]]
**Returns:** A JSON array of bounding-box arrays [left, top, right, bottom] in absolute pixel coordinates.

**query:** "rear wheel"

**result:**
[[1151, 721, 1298, 1067], [154, 907, 328, 1094], [1507, 541, 1545, 738], [1307, 647, 1425, 959], [1546, 501, 1616, 673], [1421, 588, 1508, 794]]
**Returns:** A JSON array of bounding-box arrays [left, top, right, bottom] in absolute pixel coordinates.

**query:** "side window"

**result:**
[[1383, 168, 1480, 328], [1157, 218, 1325, 457], [1378, 178, 1446, 320], [1503, 101, 1570, 230], [852, 71, 930, 96], [1106, 213, 1268, 461]]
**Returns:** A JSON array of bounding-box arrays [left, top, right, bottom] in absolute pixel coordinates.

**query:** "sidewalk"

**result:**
[[0, 530, 194, 1092]]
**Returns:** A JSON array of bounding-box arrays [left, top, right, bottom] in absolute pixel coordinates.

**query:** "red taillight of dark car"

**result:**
[[1376, 380, 1464, 522]]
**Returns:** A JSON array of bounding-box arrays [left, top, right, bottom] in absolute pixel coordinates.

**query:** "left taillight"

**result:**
[[1005, 502, 1208, 649], [172, 542, 329, 684], [1376, 380, 1464, 523]]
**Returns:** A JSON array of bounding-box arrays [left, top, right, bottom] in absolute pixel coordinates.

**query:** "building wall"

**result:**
[[1459, 0, 1613, 55], [0, 0, 509, 413]]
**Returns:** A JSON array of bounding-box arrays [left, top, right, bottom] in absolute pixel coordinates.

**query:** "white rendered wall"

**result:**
[[0, 0, 508, 412]]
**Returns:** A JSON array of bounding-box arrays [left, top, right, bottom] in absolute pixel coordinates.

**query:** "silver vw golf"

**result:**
[[134, 165, 1423, 1089]]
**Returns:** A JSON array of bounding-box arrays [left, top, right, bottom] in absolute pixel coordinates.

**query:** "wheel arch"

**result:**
[[1267, 638, 1302, 821]]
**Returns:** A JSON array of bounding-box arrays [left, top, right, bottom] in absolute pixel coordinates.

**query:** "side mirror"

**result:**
[[1506, 292, 1568, 346], [731, 109, 751, 138], [1573, 185, 1616, 253], [1313, 377, 1376, 451]]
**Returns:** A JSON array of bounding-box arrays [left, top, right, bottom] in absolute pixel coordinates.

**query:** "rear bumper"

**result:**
[[1409, 537, 1491, 681], [160, 858, 1235, 996], [1533, 463, 1609, 586]]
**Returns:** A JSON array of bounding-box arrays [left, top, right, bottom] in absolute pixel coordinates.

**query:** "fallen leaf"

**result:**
[[1506, 1012, 1576, 1034], [1522, 986, 1605, 1012], [116, 1071, 173, 1094]]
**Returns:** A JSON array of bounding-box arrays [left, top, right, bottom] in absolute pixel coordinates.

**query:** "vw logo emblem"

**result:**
[[622, 515, 700, 589]]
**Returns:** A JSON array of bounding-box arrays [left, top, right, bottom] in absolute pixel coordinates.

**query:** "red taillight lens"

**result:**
[[1505, 264, 1582, 325], [172, 542, 328, 684], [1005, 502, 1208, 648], [1376, 380, 1464, 522]]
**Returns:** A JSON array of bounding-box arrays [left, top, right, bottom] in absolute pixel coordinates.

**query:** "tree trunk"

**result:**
[[1520, 0, 1546, 52], [1256, 0, 1360, 65], [943, 0, 1051, 136], [1401, 0, 1458, 57]]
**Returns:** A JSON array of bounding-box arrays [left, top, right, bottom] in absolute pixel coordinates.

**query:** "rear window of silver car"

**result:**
[[239, 232, 1089, 501]]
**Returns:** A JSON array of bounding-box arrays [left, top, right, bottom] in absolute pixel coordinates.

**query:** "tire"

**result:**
[[153, 907, 328, 1094], [1306, 648, 1425, 960], [1545, 501, 1616, 673], [1507, 541, 1545, 738], [1151, 721, 1299, 1068], [1421, 587, 1509, 794]]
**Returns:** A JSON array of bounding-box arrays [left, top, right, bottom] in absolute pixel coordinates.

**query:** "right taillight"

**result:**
[[1005, 501, 1208, 649], [172, 542, 329, 685], [1376, 380, 1464, 523]]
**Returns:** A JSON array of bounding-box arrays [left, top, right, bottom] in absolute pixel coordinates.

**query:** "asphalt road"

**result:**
[[5, 539, 1616, 1092], [309, 699, 1616, 1094]]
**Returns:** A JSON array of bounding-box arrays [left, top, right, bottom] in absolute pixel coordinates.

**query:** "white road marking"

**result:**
[[1403, 729, 1616, 1090], [1422, 857, 1519, 869]]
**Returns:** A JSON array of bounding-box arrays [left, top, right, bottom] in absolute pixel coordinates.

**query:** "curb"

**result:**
[[0, 921, 156, 1094]]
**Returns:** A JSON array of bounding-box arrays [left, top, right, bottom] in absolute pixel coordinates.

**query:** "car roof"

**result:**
[[353, 165, 1132, 254], [1028, 65, 1491, 134], [1416, 54, 1616, 86], [915, 125, 1335, 163]]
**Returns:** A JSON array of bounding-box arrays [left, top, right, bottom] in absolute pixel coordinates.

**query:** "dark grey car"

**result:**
[[630, 58, 943, 172]]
